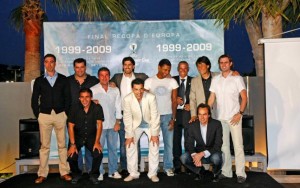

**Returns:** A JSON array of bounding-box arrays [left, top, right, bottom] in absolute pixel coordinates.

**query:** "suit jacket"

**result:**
[[123, 91, 160, 138], [186, 119, 222, 155], [110, 73, 148, 89], [189, 72, 218, 117], [172, 75, 192, 105]]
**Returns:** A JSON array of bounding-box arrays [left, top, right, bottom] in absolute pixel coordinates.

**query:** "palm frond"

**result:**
[[10, 5, 24, 31]]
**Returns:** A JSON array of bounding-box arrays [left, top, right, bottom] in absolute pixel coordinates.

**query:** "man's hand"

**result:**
[[125, 137, 134, 148], [109, 81, 117, 88], [114, 123, 121, 131], [230, 113, 242, 126], [232, 71, 240, 76], [192, 152, 204, 167], [184, 104, 190, 111], [92, 99, 99, 104], [176, 97, 184, 106], [67, 145, 78, 158], [169, 119, 175, 130], [93, 142, 102, 153], [189, 116, 197, 123], [150, 136, 159, 147]]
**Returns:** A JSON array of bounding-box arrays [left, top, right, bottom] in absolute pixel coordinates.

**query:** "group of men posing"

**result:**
[[31, 53, 247, 185]]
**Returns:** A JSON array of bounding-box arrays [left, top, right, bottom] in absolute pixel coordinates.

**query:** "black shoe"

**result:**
[[90, 175, 100, 185], [194, 174, 204, 181], [71, 175, 81, 184], [218, 174, 229, 181], [185, 168, 192, 175], [120, 169, 129, 176], [174, 168, 182, 174], [237, 176, 246, 184], [212, 175, 219, 183]]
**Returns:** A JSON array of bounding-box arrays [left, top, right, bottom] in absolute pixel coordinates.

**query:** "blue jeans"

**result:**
[[78, 147, 93, 172], [180, 151, 222, 175], [160, 114, 174, 170], [99, 129, 119, 175], [119, 120, 127, 170]]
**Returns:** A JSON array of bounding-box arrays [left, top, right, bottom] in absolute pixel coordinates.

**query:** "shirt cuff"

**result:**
[[203, 150, 211, 158]]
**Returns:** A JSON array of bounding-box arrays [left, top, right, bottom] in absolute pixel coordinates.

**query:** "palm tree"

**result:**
[[194, 0, 300, 77], [10, 0, 131, 82]]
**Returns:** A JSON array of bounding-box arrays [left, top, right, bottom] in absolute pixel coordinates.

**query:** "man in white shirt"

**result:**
[[144, 59, 178, 176], [123, 78, 160, 182], [90, 67, 122, 181], [208, 54, 247, 184], [180, 103, 222, 182]]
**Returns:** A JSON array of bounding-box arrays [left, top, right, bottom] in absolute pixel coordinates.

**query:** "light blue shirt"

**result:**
[[44, 71, 58, 87]]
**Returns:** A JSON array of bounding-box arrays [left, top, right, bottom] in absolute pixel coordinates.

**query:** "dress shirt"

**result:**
[[177, 76, 187, 110], [44, 71, 58, 87], [90, 84, 122, 129], [200, 123, 211, 158], [68, 102, 104, 145], [120, 73, 136, 110]]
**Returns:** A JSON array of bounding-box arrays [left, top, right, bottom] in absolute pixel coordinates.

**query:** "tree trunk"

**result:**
[[23, 19, 42, 82], [244, 17, 264, 77], [262, 12, 283, 38], [179, 0, 194, 19]]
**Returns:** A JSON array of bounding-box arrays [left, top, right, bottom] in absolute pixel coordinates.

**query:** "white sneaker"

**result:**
[[165, 169, 174, 176], [124, 175, 139, 182], [108, 171, 122, 179], [98, 174, 104, 181], [150, 175, 159, 182]]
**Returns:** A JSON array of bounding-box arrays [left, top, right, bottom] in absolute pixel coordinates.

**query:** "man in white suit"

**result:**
[[123, 78, 160, 182]]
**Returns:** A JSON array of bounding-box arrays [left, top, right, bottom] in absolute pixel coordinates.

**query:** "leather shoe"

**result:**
[[194, 174, 204, 181], [61, 174, 72, 181], [71, 175, 81, 184], [35, 176, 46, 184], [174, 168, 182, 174], [90, 175, 100, 185]]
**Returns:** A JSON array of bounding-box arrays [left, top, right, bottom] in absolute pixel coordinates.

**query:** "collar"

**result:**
[[44, 71, 57, 78]]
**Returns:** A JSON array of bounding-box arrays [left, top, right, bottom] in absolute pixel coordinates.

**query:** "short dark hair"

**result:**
[[122, 57, 135, 66], [177, 61, 189, 71], [218, 54, 233, 64], [131, 78, 144, 88], [73, 58, 87, 67], [44, 54, 56, 62], [218, 54, 234, 70], [197, 103, 211, 117], [79, 88, 93, 97], [158, 59, 171, 67], [195, 56, 211, 72], [97, 67, 110, 76]]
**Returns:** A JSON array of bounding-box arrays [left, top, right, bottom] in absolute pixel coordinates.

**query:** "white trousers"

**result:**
[[221, 119, 247, 178], [126, 127, 159, 178]]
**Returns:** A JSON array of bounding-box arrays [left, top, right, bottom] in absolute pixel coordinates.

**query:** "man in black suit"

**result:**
[[180, 103, 223, 182], [110, 56, 148, 175], [172, 61, 193, 174]]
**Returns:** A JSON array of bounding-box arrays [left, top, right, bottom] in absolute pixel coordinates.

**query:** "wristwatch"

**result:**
[[239, 111, 244, 115], [171, 117, 176, 121]]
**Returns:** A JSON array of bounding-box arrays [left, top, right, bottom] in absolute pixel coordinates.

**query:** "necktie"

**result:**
[[179, 79, 185, 104]]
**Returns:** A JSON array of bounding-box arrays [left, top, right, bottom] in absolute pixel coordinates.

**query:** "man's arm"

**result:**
[[230, 89, 247, 125], [31, 79, 40, 118], [169, 88, 178, 130], [207, 92, 216, 108], [93, 120, 103, 153], [114, 89, 122, 131], [67, 122, 78, 157]]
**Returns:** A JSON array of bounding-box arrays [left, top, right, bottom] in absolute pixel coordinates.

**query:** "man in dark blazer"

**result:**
[[110, 56, 148, 175], [181, 103, 223, 182], [172, 61, 193, 174]]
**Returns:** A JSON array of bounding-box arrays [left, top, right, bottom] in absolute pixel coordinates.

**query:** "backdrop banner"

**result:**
[[44, 20, 224, 77], [44, 20, 224, 158]]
